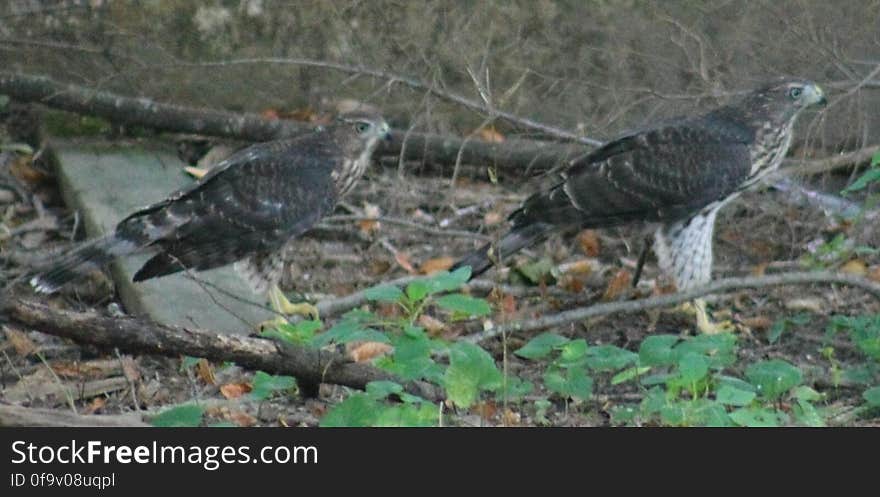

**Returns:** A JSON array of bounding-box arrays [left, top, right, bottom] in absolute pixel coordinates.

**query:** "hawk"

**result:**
[[454, 79, 826, 333], [30, 110, 390, 327]]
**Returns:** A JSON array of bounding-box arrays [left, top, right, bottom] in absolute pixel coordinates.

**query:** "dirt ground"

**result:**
[[2, 127, 879, 427]]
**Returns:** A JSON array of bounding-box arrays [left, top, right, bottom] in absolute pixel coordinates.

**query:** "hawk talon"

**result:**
[[693, 298, 738, 335], [268, 285, 320, 321]]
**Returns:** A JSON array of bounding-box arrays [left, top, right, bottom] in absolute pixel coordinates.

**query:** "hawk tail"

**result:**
[[29, 234, 138, 293], [452, 223, 552, 279]]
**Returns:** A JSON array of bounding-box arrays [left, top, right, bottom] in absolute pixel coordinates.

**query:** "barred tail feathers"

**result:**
[[451, 223, 552, 279], [29, 235, 138, 293]]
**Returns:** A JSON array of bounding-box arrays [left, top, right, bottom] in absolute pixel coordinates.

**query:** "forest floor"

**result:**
[[2, 127, 879, 427]]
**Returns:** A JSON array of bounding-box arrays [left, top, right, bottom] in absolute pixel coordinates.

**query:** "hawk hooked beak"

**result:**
[[807, 83, 827, 107]]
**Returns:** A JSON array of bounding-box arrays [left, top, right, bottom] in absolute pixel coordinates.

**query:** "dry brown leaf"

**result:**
[[347, 342, 393, 363], [477, 126, 505, 143], [4, 326, 37, 356], [184, 166, 209, 179], [418, 314, 447, 335], [602, 269, 632, 301], [741, 316, 773, 331], [841, 259, 867, 276], [474, 401, 497, 419], [563, 259, 593, 275], [559, 275, 585, 294], [357, 219, 381, 236], [500, 293, 517, 314], [501, 408, 522, 426], [394, 251, 417, 274], [83, 397, 106, 415], [220, 382, 253, 400], [226, 410, 257, 427], [420, 256, 454, 274], [10, 154, 49, 184], [869, 265, 880, 283], [195, 359, 216, 385], [483, 211, 504, 226], [260, 108, 280, 120], [576, 230, 601, 257]]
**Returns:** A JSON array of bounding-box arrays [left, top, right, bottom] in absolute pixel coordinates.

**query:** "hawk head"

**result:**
[[733, 78, 826, 129], [329, 110, 391, 158]]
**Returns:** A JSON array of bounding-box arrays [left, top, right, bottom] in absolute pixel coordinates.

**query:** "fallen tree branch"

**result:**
[[0, 71, 585, 174], [464, 271, 880, 344], [782, 145, 880, 177], [0, 403, 149, 427], [0, 297, 442, 401]]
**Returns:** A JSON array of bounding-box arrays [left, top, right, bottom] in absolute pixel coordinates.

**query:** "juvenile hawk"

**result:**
[[31, 111, 390, 325], [454, 79, 826, 333]]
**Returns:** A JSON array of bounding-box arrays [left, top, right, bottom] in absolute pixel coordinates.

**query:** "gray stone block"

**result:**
[[54, 140, 272, 335]]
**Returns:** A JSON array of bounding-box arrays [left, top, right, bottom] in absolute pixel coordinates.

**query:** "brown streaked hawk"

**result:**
[[453, 79, 826, 333], [30, 111, 390, 325]]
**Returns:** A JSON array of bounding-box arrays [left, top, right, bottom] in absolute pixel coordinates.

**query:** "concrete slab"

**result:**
[[54, 140, 272, 335]]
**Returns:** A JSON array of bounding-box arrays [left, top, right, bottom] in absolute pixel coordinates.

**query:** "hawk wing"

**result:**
[[122, 137, 340, 281], [454, 117, 753, 276]]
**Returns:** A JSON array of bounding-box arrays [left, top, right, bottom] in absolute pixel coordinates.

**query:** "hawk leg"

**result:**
[[259, 284, 320, 331], [693, 298, 737, 335], [655, 207, 739, 334]]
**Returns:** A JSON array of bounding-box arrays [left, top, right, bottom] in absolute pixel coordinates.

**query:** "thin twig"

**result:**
[[323, 214, 491, 241], [169, 57, 604, 146], [464, 271, 880, 344]]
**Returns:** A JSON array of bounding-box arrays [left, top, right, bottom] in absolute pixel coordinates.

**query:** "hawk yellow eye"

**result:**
[[788, 87, 803, 99], [355, 122, 371, 134]]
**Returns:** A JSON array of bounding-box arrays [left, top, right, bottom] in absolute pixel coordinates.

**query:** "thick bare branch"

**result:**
[[0, 71, 584, 174], [0, 297, 442, 401], [464, 271, 880, 344]]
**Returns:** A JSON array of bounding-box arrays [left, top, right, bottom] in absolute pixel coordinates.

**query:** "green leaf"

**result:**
[[638, 335, 680, 367], [677, 353, 710, 384], [611, 366, 652, 385], [442, 342, 503, 408], [863, 386, 880, 407], [364, 285, 405, 303], [515, 332, 570, 360], [843, 167, 880, 194], [543, 365, 593, 401], [265, 319, 322, 345], [585, 345, 638, 372], [673, 333, 737, 368], [745, 359, 803, 400], [558, 339, 588, 367], [374, 403, 438, 427], [716, 385, 757, 406], [320, 393, 379, 427], [792, 385, 823, 402], [250, 371, 297, 401], [501, 376, 534, 401], [609, 404, 638, 425], [151, 404, 205, 427], [378, 328, 444, 382], [425, 267, 471, 294], [435, 293, 492, 317], [180, 355, 201, 371], [768, 319, 787, 344], [365, 380, 404, 399], [405, 280, 430, 302], [310, 318, 389, 347], [792, 400, 825, 427], [516, 257, 555, 285], [729, 407, 782, 427]]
